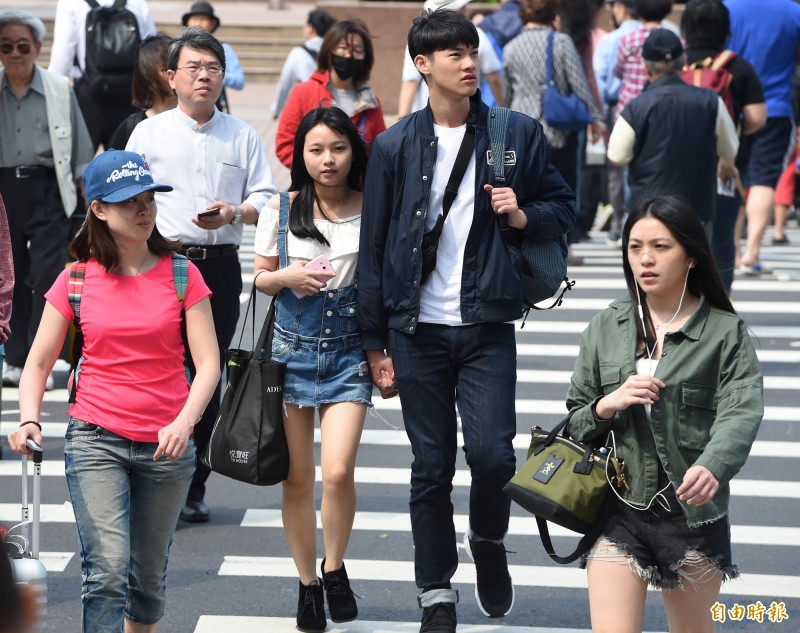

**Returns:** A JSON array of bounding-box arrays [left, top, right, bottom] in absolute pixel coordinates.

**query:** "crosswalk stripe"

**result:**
[[194, 617, 601, 633], [217, 556, 800, 599], [2, 423, 797, 458], [1, 462, 796, 499], [514, 344, 800, 363], [240, 509, 800, 547]]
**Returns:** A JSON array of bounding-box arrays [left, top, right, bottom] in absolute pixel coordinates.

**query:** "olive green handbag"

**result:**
[[503, 415, 629, 564]]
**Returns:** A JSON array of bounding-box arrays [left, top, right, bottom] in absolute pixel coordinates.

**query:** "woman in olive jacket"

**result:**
[[566, 196, 763, 633]]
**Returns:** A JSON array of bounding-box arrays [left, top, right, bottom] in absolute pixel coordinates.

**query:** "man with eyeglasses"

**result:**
[[0, 10, 93, 391], [127, 27, 276, 524]]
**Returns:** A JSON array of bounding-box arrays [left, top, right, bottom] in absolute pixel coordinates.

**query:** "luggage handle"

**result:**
[[21, 439, 43, 559]]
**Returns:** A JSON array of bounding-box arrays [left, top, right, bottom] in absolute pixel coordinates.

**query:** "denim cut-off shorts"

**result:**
[[581, 486, 738, 589], [272, 327, 372, 408]]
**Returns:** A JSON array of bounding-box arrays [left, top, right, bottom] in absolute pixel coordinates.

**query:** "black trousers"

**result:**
[[74, 79, 136, 152], [185, 253, 243, 502], [0, 170, 70, 367], [551, 132, 580, 244]]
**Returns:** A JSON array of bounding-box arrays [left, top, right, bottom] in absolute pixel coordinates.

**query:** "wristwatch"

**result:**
[[231, 205, 243, 225]]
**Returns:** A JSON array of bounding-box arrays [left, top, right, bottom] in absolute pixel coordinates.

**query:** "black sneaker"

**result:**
[[320, 559, 358, 623], [296, 579, 326, 633], [419, 602, 457, 633], [463, 531, 514, 617]]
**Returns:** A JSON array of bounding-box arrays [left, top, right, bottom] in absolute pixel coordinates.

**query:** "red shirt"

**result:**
[[275, 70, 386, 168], [46, 255, 211, 443]]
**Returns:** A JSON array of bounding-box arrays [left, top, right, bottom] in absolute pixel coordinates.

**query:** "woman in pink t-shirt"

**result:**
[[7, 150, 220, 633]]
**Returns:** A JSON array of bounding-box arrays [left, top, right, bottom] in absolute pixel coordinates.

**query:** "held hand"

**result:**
[[594, 374, 666, 419], [365, 349, 398, 398], [8, 423, 42, 456], [154, 419, 193, 461], [676, 465, 719, 505], [283, 261, 337, 297], [483, 184, 527, 230], [717, 160, 739, 183], [192, 200, 236, 230], [589, 120, 606, 144]]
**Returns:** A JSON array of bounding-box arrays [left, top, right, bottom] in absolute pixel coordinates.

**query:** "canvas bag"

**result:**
[[541, 30, 593, 132], [488, 106, 574, 318], [503, 415, 629, 564], [680, 50, 737, 122], [83, 0, 141, 99], [202, 285, 289, 486]]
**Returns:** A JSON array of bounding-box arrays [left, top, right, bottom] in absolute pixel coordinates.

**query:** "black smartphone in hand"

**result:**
[[198, 208, 221, 218]]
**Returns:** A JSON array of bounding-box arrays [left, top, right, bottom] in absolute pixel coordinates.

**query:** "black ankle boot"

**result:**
[[320, 558, 358, 623], [296, 578, 326, 632]]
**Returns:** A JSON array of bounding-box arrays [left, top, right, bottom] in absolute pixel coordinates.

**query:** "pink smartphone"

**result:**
[[292, 255, 336, 298]]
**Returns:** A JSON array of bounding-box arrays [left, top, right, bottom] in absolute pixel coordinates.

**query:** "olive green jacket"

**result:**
[[566, 295, 763, 527]]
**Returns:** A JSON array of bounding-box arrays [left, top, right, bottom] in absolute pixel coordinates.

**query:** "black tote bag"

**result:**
[[201, 284, 289, 485]]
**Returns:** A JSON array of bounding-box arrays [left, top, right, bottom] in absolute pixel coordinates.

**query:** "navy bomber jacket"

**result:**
[[357, 93, 576, 350]]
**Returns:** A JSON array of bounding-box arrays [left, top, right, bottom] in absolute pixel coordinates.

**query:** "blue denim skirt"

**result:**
[[272, 325, 372, 408]]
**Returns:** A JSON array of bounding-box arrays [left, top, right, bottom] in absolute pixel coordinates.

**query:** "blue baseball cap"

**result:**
[[83, 150, 173, 204]]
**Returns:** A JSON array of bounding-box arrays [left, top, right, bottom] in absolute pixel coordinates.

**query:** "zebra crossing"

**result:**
[[1, 226, 799, 632]]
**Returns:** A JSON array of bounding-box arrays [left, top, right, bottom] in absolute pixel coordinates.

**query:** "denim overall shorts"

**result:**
[[271, 193, 372, 408]]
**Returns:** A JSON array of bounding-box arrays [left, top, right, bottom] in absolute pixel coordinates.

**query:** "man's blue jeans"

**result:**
[[389, 322, 517, 591]]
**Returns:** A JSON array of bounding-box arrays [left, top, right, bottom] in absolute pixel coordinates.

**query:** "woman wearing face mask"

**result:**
[[276, 20, 386, 169]]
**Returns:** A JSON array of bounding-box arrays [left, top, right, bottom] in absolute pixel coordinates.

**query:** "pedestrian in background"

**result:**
[[276, 20, 386, 169], [254, 106, 371, 633], [271, 9, 337, 120], [182, 1, 245, 113], [0, 196, 12, 379], [567, 195, 763, 632], [0, 10, 94, 391], [7, 149, 220, 633], [109, 33, 177, 149], [127, 27, 276, 524]]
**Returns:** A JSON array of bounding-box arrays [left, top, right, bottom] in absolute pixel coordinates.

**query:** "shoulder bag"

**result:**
[[488, 106, 574, 319], [202, 284, 289, 486], [541, 30, 593, 132], [503, 414, 628, 564]]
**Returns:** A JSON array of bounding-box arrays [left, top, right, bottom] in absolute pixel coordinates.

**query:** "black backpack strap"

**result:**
[[84, 0, 100, 8], [301, 44, 318, 60]]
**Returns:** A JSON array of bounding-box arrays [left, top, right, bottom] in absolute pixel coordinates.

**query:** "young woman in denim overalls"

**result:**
[[253, 107, 372, 633]]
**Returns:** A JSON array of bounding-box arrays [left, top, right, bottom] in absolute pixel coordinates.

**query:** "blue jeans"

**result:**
[[389, 323, 517, 591], [64, 419, 194, 631], [711, 191, 742, 292]]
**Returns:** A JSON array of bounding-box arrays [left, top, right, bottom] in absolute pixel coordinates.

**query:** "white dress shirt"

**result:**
[[49, 0, 157, 79], [126, 107, 276, 245]]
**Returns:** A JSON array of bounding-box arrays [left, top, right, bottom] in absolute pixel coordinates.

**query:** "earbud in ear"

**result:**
[[688, 260, 695, 269]]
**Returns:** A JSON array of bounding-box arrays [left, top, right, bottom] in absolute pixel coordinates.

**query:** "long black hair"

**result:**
[[288, 106, 368, 246], [622, 196, 734, 357]]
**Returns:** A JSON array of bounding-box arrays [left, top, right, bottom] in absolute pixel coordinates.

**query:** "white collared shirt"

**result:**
[[126, 107, 276, 245], [49, 0, 157, 79]]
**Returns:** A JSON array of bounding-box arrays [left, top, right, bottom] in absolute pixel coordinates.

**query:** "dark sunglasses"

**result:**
[[0, 41, 33, 54]]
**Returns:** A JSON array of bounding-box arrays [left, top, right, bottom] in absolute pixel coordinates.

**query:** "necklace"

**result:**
[[129, 251, 150, 276]]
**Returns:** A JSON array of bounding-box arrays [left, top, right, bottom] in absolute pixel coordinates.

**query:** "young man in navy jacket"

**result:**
[[357, 8, 575, 632]]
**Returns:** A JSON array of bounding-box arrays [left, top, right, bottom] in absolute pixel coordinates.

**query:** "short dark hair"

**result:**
[[317, 20, 374, 83], [407, 8, 479, 61], [622, 196, 734, 357], [288, 107, 368, 246], [681, 0, 730, 51], [635, 0, 673, 22], [71, 206, 180, 270], [132, 33, 174, 110], [166, 26, 225, 72], [519, 0, 559, 25], [308, 9, 336, 37]]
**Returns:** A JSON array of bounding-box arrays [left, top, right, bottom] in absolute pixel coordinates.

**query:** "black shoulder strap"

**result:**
[[536, 492, 615, 564], [84, 0, 100, 9], [441, 122, 476, 222], [302, 44, 318, 60]]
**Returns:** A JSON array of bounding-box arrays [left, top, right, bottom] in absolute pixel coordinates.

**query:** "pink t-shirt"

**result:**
[[46, 255, 212, 443]]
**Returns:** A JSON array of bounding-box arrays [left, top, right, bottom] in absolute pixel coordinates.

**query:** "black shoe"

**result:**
[[296, 579, 326, 633], [419, 602, 457, 633], [320, 558, 358, 623], [179, 500, 209, 523], [463, 531, 514, 618]]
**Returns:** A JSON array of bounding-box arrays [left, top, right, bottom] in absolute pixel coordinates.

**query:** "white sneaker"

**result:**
[[45, 372, 54, 391], [2, 364, 22, 386]]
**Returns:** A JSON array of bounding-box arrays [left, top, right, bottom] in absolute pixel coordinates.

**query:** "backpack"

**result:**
[[680, 50, 737, 123], [487, 106, 575, 324], [83, 0, 141, 99], [67, 253, 190, 403]]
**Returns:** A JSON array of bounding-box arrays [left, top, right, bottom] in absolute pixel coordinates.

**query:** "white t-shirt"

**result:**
[[254, 207, 361, 289], [418, 123, 475, 325], [401, 29, 502, 114]]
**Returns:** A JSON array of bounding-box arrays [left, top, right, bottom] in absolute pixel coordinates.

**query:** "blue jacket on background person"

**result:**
[[357, 92, 575, 350]]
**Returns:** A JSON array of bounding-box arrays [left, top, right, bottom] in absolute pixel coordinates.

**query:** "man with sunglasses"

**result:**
[[0, 11, 93, 390], [126, 27, 275, 524]]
